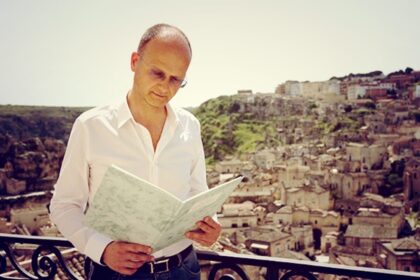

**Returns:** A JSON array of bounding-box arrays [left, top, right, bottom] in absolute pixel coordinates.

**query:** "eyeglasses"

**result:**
[[149, 68, 188, 88], [140, 56, 188, 89]]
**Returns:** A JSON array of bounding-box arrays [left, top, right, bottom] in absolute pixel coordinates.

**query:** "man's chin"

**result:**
[[146, 97, 169, 109]]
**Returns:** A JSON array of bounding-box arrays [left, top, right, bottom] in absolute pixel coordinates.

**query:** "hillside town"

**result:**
[[0, 68, 419, 279]]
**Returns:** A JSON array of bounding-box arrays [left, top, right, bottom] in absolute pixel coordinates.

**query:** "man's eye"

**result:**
[[151, 70, 164, 79], [170, 77, 181, 84]]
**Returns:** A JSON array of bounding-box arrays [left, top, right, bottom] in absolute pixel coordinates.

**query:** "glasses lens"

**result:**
[[180, 79, 187, 88]]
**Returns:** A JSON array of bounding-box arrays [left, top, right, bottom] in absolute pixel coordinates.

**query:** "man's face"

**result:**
[[130, 38, 191, 109]]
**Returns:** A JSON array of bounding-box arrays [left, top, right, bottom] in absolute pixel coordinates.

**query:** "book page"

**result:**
[[83, 165, 182, 247], [155, 176, 243, 249]]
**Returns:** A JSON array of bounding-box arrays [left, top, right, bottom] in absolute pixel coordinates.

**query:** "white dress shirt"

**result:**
[[49, 95, 208, 264]]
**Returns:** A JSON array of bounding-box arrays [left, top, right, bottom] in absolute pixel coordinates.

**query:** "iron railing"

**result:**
[[1, 233, 419, 280]]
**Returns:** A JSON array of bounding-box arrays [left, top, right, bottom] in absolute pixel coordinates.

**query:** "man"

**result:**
[[50, 23, 221, 280]]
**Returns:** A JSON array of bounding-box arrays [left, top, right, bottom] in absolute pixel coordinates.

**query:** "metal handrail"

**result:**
[[1, 233, 419, 280]]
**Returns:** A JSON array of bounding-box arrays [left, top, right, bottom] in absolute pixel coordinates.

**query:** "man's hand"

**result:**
[[185, 216, 221, 247], [102, 241, 154, 275]]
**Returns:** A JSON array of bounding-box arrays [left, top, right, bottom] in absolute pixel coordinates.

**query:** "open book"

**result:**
[[83, 165, 243, 251]]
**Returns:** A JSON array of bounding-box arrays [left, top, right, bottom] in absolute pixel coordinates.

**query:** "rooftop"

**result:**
[[345, 225, 397, 239]]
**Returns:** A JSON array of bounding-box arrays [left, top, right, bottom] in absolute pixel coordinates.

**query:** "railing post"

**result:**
[[266, 265, 279, 280]]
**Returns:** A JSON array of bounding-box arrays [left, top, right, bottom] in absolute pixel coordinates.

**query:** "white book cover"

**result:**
[[83, 165, 243, 251]]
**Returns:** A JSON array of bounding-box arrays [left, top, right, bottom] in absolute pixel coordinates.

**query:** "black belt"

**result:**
[[138, 245, 193, 274]]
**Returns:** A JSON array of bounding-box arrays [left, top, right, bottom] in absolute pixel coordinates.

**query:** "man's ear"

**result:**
[[130, 52, 140, 71]]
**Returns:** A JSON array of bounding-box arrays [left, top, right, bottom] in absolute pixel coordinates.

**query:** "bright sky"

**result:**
[[1, 0, 419, 108]]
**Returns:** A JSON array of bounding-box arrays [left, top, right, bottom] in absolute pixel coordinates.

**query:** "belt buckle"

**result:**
[[150, 258, 170, 274]]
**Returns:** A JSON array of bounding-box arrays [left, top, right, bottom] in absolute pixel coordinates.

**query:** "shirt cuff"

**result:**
[[84, 232, 113, 265]]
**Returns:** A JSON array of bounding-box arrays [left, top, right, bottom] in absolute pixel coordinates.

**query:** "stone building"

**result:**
[[327, 171, 370, 200], [283, 185, 331, 210], [344, 224, 398, 252], [346, 143, 387, 170], [403, 158, 420, 203], [244, 230, 295, 257], [215, 157, 242, 174], [353, 207, 404, 232], [277, 164, 310, 189], [272, 205, 293, 225], [376, 237, 420, 272], [309, 209, 341, 233], [290, 225, 314, 255], [254, 149, 276, 170], [218, 201, 259, 234], [10, 206, 49, 233]]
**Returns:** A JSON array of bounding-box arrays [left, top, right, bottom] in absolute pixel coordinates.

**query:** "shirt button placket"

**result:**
[[151, 157, 158, 184]]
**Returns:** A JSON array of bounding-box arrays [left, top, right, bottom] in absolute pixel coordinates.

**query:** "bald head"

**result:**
[[137, 24, 192, 58]]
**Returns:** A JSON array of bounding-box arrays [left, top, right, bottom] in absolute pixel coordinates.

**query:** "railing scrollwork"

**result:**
[[0, 234, 82, 280]]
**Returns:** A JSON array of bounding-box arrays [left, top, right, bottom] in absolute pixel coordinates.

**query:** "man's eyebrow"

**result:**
[[149, 63, 183, 81]]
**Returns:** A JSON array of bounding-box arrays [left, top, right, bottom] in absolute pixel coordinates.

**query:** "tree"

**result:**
[[413, 111, 420, 123], [405, 67, 414, 74], [364, 102, 376, 110], [344, 105, 352, 113], [228, 102, 241, 114]]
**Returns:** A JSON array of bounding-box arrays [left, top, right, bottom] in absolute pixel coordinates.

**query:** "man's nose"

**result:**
[[156, 79, 170, 94]]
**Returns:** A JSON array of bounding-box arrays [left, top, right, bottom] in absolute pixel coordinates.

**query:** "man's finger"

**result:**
[[124, 252, 155, 263], [186, 231, 213, 243], [123, 260, 145, 269], [186, 230, 205, 239], [187, 233, 207, 243], [124, 243, 153, 254], [203, 216, 220, 229], [196, 221, 213, 233], [189, 234, 213, 247]]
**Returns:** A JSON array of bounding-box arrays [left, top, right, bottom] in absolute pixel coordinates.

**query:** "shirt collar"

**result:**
[[117, 93, 180, 129], [165, 102, 180, 128], [117, 94, 134, 128]]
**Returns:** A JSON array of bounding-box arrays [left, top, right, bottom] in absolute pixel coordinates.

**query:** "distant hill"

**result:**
[[329, 70, 384, 81], [0, 105, 90, 142], [329, 67, 415, 81], [0, 93, 369, 166], [192, 94, 317, 164]]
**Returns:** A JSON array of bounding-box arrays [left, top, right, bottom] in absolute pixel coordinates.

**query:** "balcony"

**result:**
[[1, 233, 419, 280]]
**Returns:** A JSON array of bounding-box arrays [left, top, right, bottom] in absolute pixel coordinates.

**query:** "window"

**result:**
[[232, 223, 238, 228]]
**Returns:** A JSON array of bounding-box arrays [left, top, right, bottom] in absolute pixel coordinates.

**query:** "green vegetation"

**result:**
[[0, 105, 90, 142], [379, 159, 405, 197], [193, 96, 281, 161], [234, 123, 265, 154], [315, 121, 334, 134], [406, 212, 420, 230]]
